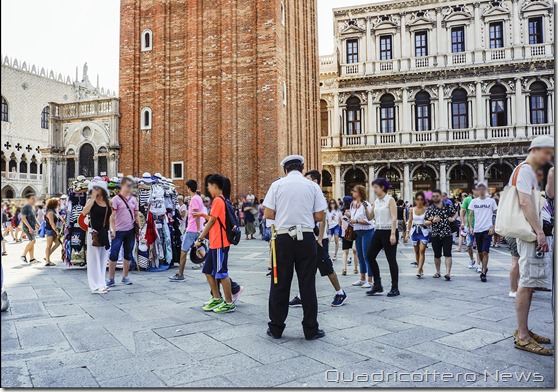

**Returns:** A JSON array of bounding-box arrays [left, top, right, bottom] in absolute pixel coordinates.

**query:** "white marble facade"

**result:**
[[319, 0, 554, 201], [1, 57, 117, 198]]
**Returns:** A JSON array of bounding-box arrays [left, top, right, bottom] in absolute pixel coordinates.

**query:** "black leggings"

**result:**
[[366, 229, 399, 288]]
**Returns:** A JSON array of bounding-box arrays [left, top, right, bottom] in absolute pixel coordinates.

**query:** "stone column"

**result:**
[[93, 156, 99, 177], [403, 163, 411, 202], [475, 81, 485, 133], [401, 88, 410, 132], [335, 164, 342, 200], [436, 8, 445, 66], [365, 17, 372, 64], [440, 162, 447, 193], [473, 3, 483, 63], [512, 0, 522, 60], [333, 93, 340, 147], [400, 13, 408, 71], [367, 91, 375, 133], [368, 165, 376, 202], [515, 77, 525, 127], [438, 84, 448, 130], [478, 160, 485, 183]]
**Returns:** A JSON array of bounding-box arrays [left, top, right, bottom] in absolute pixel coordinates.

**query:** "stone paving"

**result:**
[[0, 235, 554, 388]]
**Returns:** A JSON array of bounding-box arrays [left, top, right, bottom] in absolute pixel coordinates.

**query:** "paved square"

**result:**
[[1, 236, 554, 388]]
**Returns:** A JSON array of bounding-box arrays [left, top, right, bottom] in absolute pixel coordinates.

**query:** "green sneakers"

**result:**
[[213, 301, 236, 313], [202, 297, 224, 311]]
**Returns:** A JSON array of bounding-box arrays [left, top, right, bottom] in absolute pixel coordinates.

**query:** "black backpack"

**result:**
[[217, 196, 241, 246]]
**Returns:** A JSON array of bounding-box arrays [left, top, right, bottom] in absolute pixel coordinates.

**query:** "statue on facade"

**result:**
[[82, 62, 89, 83]]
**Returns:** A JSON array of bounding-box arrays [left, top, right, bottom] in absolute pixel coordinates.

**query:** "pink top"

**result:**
[[111, 194, 138, 232], [187, 194, 206, 233]]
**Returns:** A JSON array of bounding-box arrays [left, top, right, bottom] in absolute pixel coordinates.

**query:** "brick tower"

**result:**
[[119, 0, 320, 198]]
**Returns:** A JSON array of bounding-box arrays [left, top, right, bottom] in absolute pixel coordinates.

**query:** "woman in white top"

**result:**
[[349, 185, 374, 288], [364, 178, 400, 297], [405, 191, 430, 278], [326, 199, 341, 261]]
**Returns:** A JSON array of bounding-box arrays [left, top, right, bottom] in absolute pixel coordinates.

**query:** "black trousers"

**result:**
[[268, 232, 319, 338], [366, 229, 399, 288]]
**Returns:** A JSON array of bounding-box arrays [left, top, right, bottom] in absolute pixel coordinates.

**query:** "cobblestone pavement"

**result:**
[[0, 235, 554, 388]]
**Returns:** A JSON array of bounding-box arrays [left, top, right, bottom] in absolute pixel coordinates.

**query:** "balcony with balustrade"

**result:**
[[56, 98, 119, 120], [320, 124, 553, 150]]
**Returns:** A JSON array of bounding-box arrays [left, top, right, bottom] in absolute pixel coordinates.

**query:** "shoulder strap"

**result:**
[[511, 163, 526, 187], [118, 194, 135, 222]]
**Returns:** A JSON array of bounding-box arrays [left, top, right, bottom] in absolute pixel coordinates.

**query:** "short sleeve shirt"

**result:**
[[510, 163, 538, 195], [209, 196, 230, 249], [425, 203, 456, 238], [187, 195, 205, 233], [111, 194, 138, 232], [263, 171, 328, 231], [468, 197, 498, 233], [461, 196, 474, 227], [21, 204, 37, 228]]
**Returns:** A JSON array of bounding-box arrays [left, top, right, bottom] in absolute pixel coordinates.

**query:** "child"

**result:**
[[193, 174, 236, 313]]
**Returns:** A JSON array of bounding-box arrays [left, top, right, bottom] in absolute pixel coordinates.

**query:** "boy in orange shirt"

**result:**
[[193, 174, 235, 313]]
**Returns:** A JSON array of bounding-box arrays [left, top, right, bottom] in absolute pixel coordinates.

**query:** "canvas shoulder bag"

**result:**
[[495, 163, 542, 242]]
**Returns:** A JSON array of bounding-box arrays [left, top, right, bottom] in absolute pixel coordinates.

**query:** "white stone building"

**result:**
[[1, 57, 118, 199], [319, 0, 554, 202]]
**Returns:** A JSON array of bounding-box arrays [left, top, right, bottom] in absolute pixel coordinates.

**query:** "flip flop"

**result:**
[[433, 273, 441, 278], [444, 274, 451, 281], [1, 252, 7, 256], [45, 262, 55, 267]]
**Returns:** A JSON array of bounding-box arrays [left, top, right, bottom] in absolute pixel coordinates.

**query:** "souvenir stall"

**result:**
[[136, 173, 181, 271], [63, 176, 89, 267]]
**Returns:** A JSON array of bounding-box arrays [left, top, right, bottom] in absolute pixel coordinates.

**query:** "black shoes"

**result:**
[[267, 328, 281, 339], [288, 296, 303, 307], [366, 285, 384, 296], [480, 273, 487, 282], [387, 288, 400, 297], [305, 329, 326, 341]]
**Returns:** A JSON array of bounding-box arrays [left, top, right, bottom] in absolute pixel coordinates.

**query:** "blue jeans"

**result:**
[[109, 229, 136, 262], [355, 229, 374, 276], [181, 231, 198, 252]]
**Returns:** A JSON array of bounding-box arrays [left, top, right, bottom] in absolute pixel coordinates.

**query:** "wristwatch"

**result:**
[[196, 238, 204, 243]]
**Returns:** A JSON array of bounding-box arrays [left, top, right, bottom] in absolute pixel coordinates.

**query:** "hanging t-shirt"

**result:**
[[468, 197, 498, 233], [149, 185, 166, 216]]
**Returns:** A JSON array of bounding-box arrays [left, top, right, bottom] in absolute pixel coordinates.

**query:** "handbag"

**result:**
[[90, 206, 108, 247], [118, 194, 140, 238], [345, 224, 357, 241], [495, 163, 542, 242]]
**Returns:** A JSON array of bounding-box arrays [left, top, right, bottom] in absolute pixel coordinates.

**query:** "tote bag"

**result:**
[[495, 163, 542, 242]]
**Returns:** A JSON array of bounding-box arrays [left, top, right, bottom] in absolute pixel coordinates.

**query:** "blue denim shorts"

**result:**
[[109, 229, 136, 262], [45, 229, 56, 237]]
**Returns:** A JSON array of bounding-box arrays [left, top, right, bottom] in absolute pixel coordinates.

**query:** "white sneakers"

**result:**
[[352, 280, 365, 286], [467, 260, 476, 269], [362, 282, 373, 289], [91, 287, 110, 294], [509, 291, 516, 298]]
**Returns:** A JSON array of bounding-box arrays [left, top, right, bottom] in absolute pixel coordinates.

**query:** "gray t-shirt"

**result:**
[[21, 204, 37, 228]]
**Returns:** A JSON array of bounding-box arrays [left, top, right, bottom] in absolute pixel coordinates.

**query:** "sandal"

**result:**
[[354, 270, 358, 274], [45, 262, 55, 267], [416, 273, 423, 279], [514, 337, 553, 356], [29, 258, 37, 263], [342, 270, 347, 276], [444, 274, 451, 281], [514, 329, 551, 344], [1, 252, 6, 256], [433, 273, 441, 278]]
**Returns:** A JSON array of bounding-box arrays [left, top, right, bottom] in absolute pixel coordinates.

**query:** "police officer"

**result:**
[[263, 155, 327, 340]]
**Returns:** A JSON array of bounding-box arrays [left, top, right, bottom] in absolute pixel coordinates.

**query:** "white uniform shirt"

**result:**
[[263, 171, 327, 231]]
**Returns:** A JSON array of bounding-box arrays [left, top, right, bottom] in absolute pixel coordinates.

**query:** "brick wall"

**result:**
[[119, 0, 320, 199]]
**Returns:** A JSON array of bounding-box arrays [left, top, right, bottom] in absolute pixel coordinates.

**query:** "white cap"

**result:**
[[280, 155, 304, 167], [476, 181, 488, 189], [529, 135, 554, 150], [153, 172, 163, 179]]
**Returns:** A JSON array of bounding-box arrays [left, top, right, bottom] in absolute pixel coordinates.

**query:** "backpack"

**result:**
[[217, 196, 241, 246]]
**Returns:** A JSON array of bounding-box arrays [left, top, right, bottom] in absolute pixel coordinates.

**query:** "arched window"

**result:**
[[140, 107, 152, 130], [380, 94, 396, 133], [67, 158, 75, 181], [41, 106, 50, 129], [1, 96, 8, 122], [451, 88, 469, 129], [9, 157, 17, 172], [98, 147, 108, 175], [141, 29, 153, 51], [489, 85, 507, 127], [530, 82, 548, 124], [79, 143, 94, 177], [415, 91, 431, 131], [0, 156, 5, 172], [19, 159, 28, 174], [30, 159, 38, 174], [320, 99, 329, 137], [346, 97, 361, 135]]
